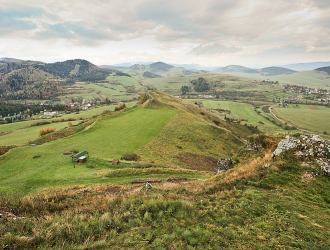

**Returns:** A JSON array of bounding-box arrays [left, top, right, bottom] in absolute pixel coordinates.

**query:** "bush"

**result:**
[[121, 152, 140, 161], [0, 146, 6, 155], [68, 122, 73, 127], [38, 127, 56, 137], [114, 103, 126, 112]]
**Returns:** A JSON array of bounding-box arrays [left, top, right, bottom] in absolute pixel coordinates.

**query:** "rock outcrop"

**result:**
[[215, 158, 234, 175], [272, 134, 330, 175], [272, 135, 301, 158]]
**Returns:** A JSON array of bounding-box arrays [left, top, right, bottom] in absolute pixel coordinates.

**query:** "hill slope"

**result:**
[[1, 132, 330, 249], [213, 65, 296, 77], [122, 62, 204, 77], [315, 66, 330, 75], [260, 66, 296, 76], [0, 91, 253, 194]]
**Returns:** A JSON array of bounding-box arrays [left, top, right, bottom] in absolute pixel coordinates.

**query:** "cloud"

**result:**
[[0, 0, 330, 66], [0, 6, 45, 35], [311, 0, 330, 8], [190, 43, 242, 55]]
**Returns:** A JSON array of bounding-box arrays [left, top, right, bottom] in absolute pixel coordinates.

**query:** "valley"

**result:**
[[1, 59, 330, 249]]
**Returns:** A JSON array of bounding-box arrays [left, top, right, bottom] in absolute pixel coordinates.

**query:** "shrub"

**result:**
[[68, 122, 73, 127], [0, 146, 5, 155], [121, 152, 140, 161], [38, 127, 56, 137], [114, 103, 126, 111]]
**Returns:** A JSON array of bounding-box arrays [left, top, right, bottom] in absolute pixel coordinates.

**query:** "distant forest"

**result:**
[[0, 103, 67, 117]]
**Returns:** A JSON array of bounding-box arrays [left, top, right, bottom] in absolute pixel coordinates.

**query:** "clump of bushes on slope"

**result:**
[[0, 145, 6, 155], [121, 152, 140, 161], [114, 103, 126, 111], [38, 127, 56, 137]]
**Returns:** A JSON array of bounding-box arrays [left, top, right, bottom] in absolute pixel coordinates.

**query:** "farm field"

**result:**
[[107, 75, 143, 89], [268, 70, 330, 89], [82, 83, 124, 95], [0, 107, 181, 194], [273, 106, 330, 134], [0, 102, 136, 133], [0, 120, 80, 146], [187, 100, 284, 134], [215, 70, 330, 90]]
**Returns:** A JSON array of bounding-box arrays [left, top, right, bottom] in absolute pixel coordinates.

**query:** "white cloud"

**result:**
[[0, 0, 329, 66]]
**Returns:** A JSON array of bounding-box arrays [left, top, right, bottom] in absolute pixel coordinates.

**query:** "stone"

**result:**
[[272, 135, 301, 158], [264, 164, 271, 168], [215, 158, 234, 175], [112, 159, 120, 165], [316, 159, 330, 175]]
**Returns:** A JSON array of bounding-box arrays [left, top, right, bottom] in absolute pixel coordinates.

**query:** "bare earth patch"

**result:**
[[176, 152, 218, 171]]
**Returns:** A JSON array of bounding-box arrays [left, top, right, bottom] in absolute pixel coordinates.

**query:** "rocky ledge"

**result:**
[[272, 134, 330, 175]]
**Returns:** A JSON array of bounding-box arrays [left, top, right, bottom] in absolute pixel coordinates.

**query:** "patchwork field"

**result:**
[[187, 100, 285, 134], [0, 102, 136, 133], [0, 120, 80, 146], [273, 106, 330, 134]]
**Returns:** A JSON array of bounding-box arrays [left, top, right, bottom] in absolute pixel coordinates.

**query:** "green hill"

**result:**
[[143, 71, 162, 78], [215, 65, 253, 73], [35, 59, 99, 78], [212, 65, 296, 77], [0, 91, 253, 195], [123, 62, 203, 77], [149, 62, 174, 72], [315, 66, 330, 75], [260, 66, 296, 76]]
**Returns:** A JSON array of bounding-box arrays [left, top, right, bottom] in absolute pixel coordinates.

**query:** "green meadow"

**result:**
[[0, 120, 79, 146], [0, 107, 183, 194], [0, 103, 136, 133], [187, 100, 284, 134], [273, 106, 330, 134], [107, 75, 142, 89]]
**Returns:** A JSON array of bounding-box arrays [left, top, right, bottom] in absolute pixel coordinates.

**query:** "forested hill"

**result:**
[[0, 58, 129, 100], [315, 66, 330, 75], [35, 59, 98, 78]]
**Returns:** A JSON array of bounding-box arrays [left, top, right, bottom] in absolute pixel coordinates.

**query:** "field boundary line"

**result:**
[[269, 105, 330, 138]]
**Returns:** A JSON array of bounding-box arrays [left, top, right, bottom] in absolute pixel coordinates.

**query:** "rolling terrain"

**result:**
[[0, 91, 252, 195], [1, 58, 330, 249], [1, 90, 330, 249]]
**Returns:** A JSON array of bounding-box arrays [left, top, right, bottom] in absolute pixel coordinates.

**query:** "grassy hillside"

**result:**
[[0, 107, 177, 194], [268, 70, 330, 89], [0, 91, 255, 195], [190, 100, 285, 134], [1, 134, 330, 249], [122, 62, 203, 77]]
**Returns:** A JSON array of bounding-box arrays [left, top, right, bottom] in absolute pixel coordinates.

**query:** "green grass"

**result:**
[[188, 100, 284, 134], [0, 103, 136, 133], [0, 107, 177, 194], [1, 146, 330, 249], [107, 75, 142, 89], [273, 106, 330, 134], [0, 120, 79, 146], [269, 71, 330, 89], [82, 83, 124, 95]]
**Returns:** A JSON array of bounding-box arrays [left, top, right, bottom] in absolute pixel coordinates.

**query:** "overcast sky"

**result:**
[[0, 0, 329, 67]]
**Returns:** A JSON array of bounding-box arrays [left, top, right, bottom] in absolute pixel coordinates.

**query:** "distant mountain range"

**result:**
[[281, 61, 330, 71], [214, 65, 296, 76], [116, 61, 205, 77]]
